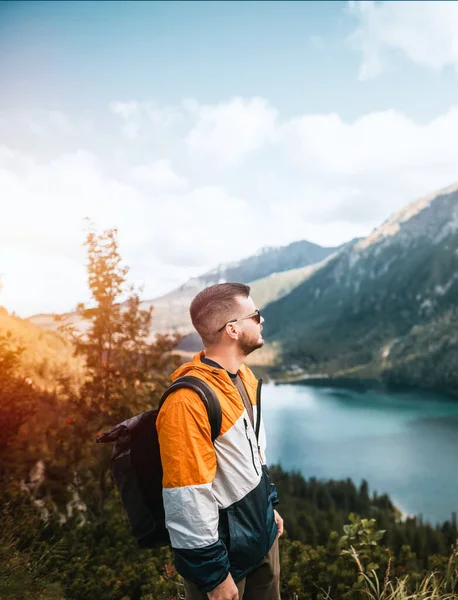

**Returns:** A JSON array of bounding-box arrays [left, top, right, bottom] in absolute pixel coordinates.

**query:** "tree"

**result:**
[[0, 275, 35, 460], [0, 333, 42, 475], [40, 226, 182, 518], [73, 227, 180, 419]]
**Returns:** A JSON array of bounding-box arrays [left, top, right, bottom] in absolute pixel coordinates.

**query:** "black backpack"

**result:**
[[96, 376, 222, 548]]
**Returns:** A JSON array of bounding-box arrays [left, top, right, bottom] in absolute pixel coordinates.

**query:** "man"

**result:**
[[156, 283, 283, 600]]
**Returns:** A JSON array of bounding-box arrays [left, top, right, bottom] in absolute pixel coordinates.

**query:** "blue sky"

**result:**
[[2, 1, 457, 119], [1, 1, 458, 316]]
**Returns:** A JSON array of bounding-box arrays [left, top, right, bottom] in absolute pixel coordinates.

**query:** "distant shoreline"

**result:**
[[272, 373, 458, 400]]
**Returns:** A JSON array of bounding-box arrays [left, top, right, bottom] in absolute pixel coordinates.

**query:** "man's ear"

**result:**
[[227, 323, 238, 340]]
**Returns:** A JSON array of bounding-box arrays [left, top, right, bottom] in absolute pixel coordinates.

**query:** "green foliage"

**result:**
[[278, 516, 458, 600], [341, 513, 386, 550], [44, 493, 180, 600], [0, 484, 181, 600], [0, 333, 38, 456], [270, 466, 458, 570], [0, 485, 66, 599]]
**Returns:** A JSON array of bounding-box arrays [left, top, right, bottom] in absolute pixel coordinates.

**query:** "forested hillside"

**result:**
[[263, 184, 458, 396]]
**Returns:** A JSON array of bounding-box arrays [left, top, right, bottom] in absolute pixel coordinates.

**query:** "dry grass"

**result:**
[[346, 546, 458, 600]]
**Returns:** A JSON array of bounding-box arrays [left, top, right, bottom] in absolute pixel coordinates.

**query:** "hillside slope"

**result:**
[[262, 183, 458, 394], [0, 307, 84, 391]]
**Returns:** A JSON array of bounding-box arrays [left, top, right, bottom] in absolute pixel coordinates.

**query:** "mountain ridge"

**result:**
[[28, 238, 339, 338], [261, 182, 458, 395]]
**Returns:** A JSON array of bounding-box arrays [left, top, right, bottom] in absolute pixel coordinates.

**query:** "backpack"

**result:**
[[96, 376, 222, 548]]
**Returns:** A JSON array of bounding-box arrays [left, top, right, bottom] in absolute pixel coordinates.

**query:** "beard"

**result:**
[[237, 331, 264, 357]]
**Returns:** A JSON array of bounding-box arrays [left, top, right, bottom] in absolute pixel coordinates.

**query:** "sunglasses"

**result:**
[[217, 309, 262, 333]]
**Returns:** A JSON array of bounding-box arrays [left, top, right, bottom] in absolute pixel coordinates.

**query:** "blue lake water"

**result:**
[[262, 382, 458, 524]]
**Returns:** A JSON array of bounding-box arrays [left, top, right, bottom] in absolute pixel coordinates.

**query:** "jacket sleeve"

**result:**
[[156, 390, 230, 592]]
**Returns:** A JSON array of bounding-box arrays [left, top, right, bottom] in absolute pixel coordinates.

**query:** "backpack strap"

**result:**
[[255, 378, 263, 442], [159, 376, 222, 443]]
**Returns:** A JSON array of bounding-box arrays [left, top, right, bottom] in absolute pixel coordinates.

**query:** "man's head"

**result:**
[[190, 282, 264, 356]]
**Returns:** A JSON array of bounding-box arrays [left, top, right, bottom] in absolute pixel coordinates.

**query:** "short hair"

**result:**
[[190, 282, 251, 346]]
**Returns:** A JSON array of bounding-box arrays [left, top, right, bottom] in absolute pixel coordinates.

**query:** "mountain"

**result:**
[[262, 183, 458, 395], [28, 239, 339, 339], [195, 239, 338, 287]]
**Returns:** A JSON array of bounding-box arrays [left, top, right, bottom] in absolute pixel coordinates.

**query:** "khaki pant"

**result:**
[[184, 538, 280, 600]]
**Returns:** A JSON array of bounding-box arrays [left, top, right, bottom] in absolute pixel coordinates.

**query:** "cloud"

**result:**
[[0, 109, 89, 137], [0, 246, 87, 318], [0, 149, 150, 315], [109, 100, 182, 139], [0, 146, 263, 315], [283, 107, 458, 177], [128, 159, 188, 189], [348, 1, 458, 80], [279, 105, 458, 222], [185, 97, 278, 168], [25, 111, 75, 136], [151, 185, 262, 268], [2, 96, 458, 316]]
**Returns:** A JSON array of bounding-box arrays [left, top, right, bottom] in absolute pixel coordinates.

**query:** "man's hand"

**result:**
[[274, 509, 284, 537], [207, 572, 239, 600]]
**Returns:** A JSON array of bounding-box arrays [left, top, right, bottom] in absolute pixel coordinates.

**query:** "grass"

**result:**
[[347, 546, 458, 600]]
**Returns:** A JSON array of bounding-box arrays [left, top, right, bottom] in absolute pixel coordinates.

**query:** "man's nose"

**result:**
[[260, 316, 265, 324]]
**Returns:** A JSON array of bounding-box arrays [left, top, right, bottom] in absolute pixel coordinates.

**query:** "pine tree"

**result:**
[[41, 226, 182, 518]]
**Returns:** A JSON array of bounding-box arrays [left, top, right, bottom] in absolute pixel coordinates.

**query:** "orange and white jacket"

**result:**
[[156, 352, 279, 592]]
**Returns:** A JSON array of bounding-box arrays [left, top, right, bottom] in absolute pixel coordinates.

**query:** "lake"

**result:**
[[262, 382, 458, 524]]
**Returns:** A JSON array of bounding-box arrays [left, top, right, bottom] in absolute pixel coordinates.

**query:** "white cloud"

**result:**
[[2, 96, 458, 317], [152, 185, 263, 268], [128, 159, 188, 189], [109, 101, 140, 121], [185, 97, 278, 168], [26, 110, 75, 136], [0, 247, 87, 317], [0, 147, 262, 315], [109, 100, 182, 139], [0, 109, 90, 138], [0, 150, 145, 249], [279, 105, 458, 222], [348, 1, 458, 80], [283, 107, 458, 177], [0, 150, 151, 315]]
